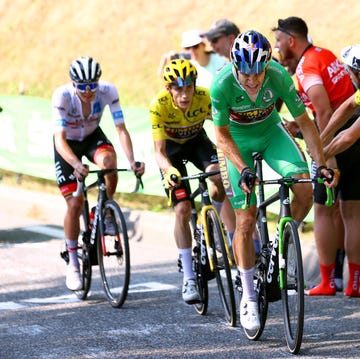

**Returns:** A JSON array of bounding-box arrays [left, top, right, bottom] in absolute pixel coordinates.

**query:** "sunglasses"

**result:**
[[75, 82, 99, 93], [210, 35, 224, 44]]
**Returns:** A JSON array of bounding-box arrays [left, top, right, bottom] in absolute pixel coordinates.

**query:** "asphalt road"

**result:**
[[0, 185, 359, 359]]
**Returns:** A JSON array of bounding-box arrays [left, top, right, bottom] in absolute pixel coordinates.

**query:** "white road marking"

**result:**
[[21, 225, 64, 238], [0, 282, 177, 310]]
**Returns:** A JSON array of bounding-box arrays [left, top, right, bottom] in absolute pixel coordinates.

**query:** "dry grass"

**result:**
[[1, 0, 358, 107]]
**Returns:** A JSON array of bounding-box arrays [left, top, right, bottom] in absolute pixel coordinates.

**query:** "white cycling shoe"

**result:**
[[182, 279, 200, 304], [240, 300, 260, 331], [66, 266, 82, 291]]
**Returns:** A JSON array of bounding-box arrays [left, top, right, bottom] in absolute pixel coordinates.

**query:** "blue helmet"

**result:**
[[231, 30, 272, 74]]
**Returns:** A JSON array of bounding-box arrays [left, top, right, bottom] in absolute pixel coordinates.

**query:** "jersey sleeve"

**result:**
[[52, 86, 69, 134], [104, 83, 125, 126], [210, 73, 231, 127], [276, 66, 306, 118], [355, 89, 360, 106], [149, 93, 167, 142]]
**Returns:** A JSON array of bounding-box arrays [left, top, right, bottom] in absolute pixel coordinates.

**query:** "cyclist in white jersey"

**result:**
[[53, 56, 144, 291]]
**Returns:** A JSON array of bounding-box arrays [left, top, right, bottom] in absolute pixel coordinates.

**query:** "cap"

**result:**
[[201, 19, 240, 41], [181, 29, 203, 48], [341, 44, 360, 72]]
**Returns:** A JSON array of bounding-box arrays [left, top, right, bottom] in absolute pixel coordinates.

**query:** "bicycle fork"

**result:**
[[277, 217, 292, 290], [201, 205, 234, 271]]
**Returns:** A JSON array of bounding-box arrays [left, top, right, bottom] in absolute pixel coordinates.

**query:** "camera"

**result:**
[[171, 52, 191, 60]]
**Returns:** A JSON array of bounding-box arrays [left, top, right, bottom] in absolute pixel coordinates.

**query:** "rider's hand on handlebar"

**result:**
[[132, 161, 145, 177], [316, 166, 339, 187], [73, 162, 89, 181], [164, 166, 181, 189], [239, 167, 257, 193]]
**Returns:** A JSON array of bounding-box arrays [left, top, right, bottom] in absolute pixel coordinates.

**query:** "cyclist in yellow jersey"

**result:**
[[150, 59, 233, 304]]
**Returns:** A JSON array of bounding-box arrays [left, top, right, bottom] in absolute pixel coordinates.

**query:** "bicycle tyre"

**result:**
[[206, 208, 236, 327], [97, 199, 130, 308], [243, 216, 269, 340], [74, 238, 92, 300], [281, 220, 304, 354], [192, 243, 209, 315]]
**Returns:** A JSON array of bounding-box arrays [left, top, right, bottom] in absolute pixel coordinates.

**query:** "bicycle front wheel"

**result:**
[[98, 200, 130, 308], [206, 208, 236, 327], [281, 220, 304, 354]]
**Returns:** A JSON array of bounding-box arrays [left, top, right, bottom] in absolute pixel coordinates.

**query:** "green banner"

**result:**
[[0, 95, 314, 221], [0, 94, 165, 196]]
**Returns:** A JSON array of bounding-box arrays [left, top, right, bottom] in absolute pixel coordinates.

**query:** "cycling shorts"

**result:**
[[313, 112, 360, 203], [222, 121, 309, 209], [54, 127, 115, 197], [163, 129, 218, 206]]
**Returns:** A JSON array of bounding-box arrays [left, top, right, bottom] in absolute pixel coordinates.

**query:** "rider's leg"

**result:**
[[64, 194, 84, 268], [206, 163, 236, 236], [340, 200, 360, 297], [173, 200, 193, 280], [94, 149, 118, 199]]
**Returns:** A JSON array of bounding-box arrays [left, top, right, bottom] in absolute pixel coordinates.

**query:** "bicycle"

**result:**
[[235, 152, 333, 354], [60, 164, 143, 308], [174, 165, 237, 327]]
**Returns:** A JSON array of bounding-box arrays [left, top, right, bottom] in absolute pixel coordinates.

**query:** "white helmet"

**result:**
[[69, 56, 102, 83], [341, 45, 360, 72]]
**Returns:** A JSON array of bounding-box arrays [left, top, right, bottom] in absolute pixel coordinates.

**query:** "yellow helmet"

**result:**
[[163, 59, 197, 86]]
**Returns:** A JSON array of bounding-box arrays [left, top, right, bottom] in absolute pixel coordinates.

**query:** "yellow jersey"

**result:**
[[355, 89, 360, 106], [149, 86, 211, 144]]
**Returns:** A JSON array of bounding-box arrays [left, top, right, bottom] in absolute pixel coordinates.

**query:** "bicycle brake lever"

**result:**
[[73, 179, 84, 197]]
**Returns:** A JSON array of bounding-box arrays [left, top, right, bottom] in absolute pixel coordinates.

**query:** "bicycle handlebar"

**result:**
[[241, 176, 335, 210], [72, 164, 144, 197], [177, 170, 220, 182]]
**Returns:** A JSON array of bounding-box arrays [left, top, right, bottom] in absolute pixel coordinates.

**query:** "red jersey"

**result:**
[[296, 45, 354, 114]]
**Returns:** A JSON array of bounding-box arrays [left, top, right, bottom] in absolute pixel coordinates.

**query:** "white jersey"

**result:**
[[52, 81, 125, 141]]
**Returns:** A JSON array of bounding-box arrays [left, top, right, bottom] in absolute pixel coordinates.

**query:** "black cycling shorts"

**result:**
[[163, 129, 218, 206], [314, 112, 360, 203], [54, 127, 114, 196]]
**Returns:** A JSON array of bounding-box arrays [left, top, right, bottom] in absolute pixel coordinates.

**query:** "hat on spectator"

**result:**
[[201, 19, 240, 41], [181, 29, 203, 48]]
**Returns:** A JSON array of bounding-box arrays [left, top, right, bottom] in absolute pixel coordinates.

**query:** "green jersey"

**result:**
[[210, 60, 309, 209]]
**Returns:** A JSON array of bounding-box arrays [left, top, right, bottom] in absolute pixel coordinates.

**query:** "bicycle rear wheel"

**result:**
[[206, 208, 236, 327], [281, 220, 304, 354], [242, 217, 269, 340], [98, 200, 130, 308], [192, 243, 209, 315]]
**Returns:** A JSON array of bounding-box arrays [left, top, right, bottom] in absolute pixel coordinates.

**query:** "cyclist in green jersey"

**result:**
[[210, 30, 336, 331]]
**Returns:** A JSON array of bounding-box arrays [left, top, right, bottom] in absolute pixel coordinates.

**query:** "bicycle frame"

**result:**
[[184, 170, 234, 270], [252, 152, 333, 289]]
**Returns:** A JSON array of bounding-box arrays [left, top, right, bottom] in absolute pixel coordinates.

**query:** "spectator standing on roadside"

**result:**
[[321, 45, 360, 297], [53, 56, 144, 291], [158, 29, 227, 88], [272, 16, 355, 296], [201, 19, 240, 60]]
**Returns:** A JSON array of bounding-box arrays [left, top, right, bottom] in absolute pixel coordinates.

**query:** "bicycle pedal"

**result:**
[[60, 250, 69, 263]]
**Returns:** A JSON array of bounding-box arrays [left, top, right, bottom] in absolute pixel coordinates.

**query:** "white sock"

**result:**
[[179, 248, 194, 282], [239, 266, 257, 302], [65, 239, 79, 267]]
